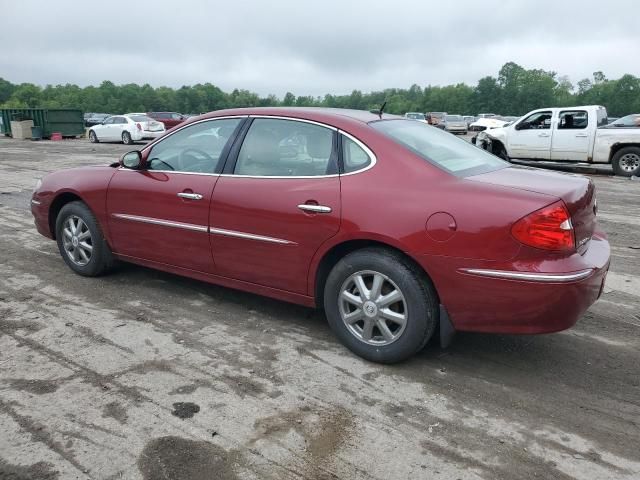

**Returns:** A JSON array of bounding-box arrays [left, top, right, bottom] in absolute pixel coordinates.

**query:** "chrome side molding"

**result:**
[[209, 227, 295, 245], [111, 213, 208, 232], [459, 268, 594, 283]]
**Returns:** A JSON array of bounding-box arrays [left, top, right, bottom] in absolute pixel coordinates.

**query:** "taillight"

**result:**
[[511, 200, 575, 252], [136, 123, 142, 130]]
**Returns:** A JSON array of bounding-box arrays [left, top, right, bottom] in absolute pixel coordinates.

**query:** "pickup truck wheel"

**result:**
[[612, 147, 640, 177], [496, 145, 510, 161]]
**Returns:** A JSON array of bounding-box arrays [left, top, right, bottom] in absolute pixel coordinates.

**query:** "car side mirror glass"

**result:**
[[120, 151, 142, 169]]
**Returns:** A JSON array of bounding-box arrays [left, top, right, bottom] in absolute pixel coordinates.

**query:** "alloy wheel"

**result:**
[[62, 215, 93, 266], [339, 270, 408, 346]]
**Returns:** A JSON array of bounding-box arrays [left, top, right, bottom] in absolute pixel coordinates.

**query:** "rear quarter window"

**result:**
[[371, 119, 507, 177]]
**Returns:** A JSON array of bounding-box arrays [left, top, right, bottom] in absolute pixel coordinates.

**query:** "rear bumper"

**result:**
[[132, 130, 164, 141], [417, 231, 610, 334]]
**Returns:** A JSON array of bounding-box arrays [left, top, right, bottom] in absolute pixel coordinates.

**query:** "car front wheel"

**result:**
[[88, 130, 98, 143], [324, 248, 438, 363], [55, 201, 114, 276]]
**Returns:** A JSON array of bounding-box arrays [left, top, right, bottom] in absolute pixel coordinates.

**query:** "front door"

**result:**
[[106, 117, 245, 273], [550, 109, 590, 161], [508, 111, 553, 159], [209, 117, 341, 294]]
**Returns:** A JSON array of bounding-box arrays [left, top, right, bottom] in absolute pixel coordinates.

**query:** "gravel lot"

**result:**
[[0, 136, 639, 480]]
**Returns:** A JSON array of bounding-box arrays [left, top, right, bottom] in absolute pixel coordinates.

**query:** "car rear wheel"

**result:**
[[324, 248, 438, 363], [88, 130, 98, 143], [612, 147, 640, 177], [55, 201, 114, 277], [122, 131, 133, 145]]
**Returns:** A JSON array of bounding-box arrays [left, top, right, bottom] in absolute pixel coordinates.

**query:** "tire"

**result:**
[[88, 130, 98, 143], [324, 248, 438, 364], [122, 131, 133, 145], [496, 144, 510, 162], [55, 201, 114, 277], [611, 146, 640, 177]]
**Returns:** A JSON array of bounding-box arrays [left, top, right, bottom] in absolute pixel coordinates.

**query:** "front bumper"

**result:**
[[418, 231, 611, 334], [31, 197, 53, 239]]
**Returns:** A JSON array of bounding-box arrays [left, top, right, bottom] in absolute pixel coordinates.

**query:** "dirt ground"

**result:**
[[0, 136, 639, 480]]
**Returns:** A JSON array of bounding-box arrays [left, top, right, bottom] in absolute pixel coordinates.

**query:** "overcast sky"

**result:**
[[1, 0, 639, 97]]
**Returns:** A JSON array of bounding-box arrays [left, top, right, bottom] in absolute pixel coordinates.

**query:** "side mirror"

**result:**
[[120, 151, 142, 169], [514, 123, 525, 131]]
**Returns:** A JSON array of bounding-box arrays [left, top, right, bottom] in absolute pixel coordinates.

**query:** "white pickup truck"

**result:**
[[475, 105, 640, 176]]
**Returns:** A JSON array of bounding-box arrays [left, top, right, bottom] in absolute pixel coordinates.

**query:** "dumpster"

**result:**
[[0, 109, 84, 138]]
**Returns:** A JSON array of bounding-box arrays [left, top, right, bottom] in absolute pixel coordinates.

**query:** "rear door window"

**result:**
[[558, 110, 588, 129], [234, 118, 336, 177]]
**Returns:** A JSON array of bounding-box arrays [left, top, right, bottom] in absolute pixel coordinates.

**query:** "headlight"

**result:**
[[33, 178, 42, 193]]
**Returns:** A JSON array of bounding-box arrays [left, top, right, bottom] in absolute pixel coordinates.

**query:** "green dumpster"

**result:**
[[0, 108, 84, 138]]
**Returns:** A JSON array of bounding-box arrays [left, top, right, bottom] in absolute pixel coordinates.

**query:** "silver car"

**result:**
[[443, 115, 468, 135]]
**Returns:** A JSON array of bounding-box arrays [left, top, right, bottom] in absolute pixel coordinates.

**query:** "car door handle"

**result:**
[[538, 133, 550, 137], [575, 134, 589, 137], [298, 204, 332, 213], [177, 192, 203, 200]]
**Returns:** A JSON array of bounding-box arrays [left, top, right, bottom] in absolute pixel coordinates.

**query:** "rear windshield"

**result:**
[[129, 115, 153, 122], [445, 115, 463, 122], [371, 119, 507, 177], [406, 113, 425, 120]]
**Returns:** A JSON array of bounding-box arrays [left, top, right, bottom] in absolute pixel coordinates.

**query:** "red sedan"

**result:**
[[31, 108, 610, 363]]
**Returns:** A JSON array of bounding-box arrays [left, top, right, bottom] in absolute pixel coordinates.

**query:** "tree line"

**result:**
[[1, 62, 638, 117]]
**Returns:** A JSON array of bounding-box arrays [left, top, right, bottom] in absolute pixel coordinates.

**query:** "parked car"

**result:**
[[427, 112, 447, 128], [442, 115, 468, 134], [469, 117, 508, 132], [475, 105, 640, 176], [147, 112, 187, 129], [88, 114, 165, 145], [463, 116, 475, 128], [603, 114, 640, 128], [477, 113, 497, 119], [31, 107, 610, 363], [404, 112, 428, 123], [84, 113, 112, 128]]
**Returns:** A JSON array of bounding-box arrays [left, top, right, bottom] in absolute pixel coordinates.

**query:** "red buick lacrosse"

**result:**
[[31, 108, 610, 363]]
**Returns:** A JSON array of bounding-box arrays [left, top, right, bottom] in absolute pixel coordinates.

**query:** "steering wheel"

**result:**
[[179, 148, 214, 172]]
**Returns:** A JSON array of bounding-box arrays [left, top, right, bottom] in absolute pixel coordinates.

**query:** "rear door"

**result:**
[[508, 111, 553, 159], [550, 109, 590, 161], [209, 117, 341, 294], [106, 117, 245, 273]]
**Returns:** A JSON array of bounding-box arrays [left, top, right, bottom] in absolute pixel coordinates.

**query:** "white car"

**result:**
[[404, 112, 428, 123], [88, 114, 165, 145]]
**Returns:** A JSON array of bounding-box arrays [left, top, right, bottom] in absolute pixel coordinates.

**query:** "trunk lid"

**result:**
[[468, 166, 596, 253]]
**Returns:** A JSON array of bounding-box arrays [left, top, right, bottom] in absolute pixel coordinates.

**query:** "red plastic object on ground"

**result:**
[[50, 132, 62, 141]]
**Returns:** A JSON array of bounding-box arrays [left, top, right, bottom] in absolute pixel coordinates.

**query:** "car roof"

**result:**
[[198, 107, 401, 127]]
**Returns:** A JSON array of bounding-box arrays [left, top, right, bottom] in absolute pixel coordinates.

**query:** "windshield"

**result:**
[[129, 115, 153, 122], [406, 113, 426, 120], [445, 115, 463, 122], [371, 119, 507, 177]]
